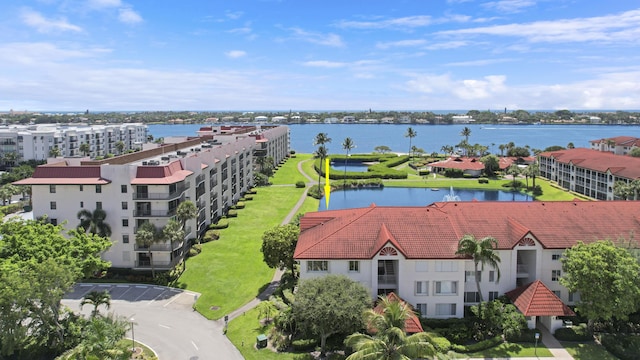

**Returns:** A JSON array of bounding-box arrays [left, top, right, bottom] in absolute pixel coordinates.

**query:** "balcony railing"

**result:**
[[378, 275, 397, 285], [196, 174, 205, 184], [133, 209, 177, 217], [134, 242, 181, 252], [133, 184, 189, 200], [134, 258, 180, 269]]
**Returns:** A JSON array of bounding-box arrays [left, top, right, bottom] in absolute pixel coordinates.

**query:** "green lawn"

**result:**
[[465, 341, 554, 357], [271, 154, 313, 186], [560, 341, 618, 360]]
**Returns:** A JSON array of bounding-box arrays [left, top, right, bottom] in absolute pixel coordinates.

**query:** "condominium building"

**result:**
[[15, 125, 290, 270], [538, 148, 640, 200], [590, 136, 640, 155], [294, 201, 640, 333], [0, 123, 148, 162]]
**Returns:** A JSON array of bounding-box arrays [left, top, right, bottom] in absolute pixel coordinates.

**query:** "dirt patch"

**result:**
[[210, 306, 220, 310]]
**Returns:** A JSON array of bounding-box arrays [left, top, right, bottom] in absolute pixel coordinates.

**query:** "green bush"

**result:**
[[600, 334, 640, 360], [227, 210, 238, 217], [532, 185, 543, 196], [554, 324, 591, 341], [234, 201, 245, 209], [418, 170, 430, 176], [502, 180, 525, 189], [291, 338, 317, 351], [188, 244, 202, 257], [209, 220, 229, 229], [478, 177, 489, 184], [243, 195, 254, 200], [506, 328, 541, 343], [307, 185, 323, 199], [201, 230, 220, 243], [450, 335, 503, 353], [427, 332, 451, 352], [295, 181, 306, 188], [444, 168, 464, 178]]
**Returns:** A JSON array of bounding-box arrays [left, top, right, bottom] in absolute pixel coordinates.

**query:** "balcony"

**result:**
[[196, 174, 205, 184], [133, 209, 177, 217], [133, 184, 189, 200], [134, 241, 182, 252], [134, 258, 180, 270], [377, 275, 397, 285]]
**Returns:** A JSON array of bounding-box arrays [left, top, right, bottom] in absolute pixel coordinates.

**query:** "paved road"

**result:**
[[63, 283, 243, 360]]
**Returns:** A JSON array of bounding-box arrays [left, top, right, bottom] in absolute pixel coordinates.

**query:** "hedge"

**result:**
[[506, 328, 541, 343], [227, 210, 238, 217], [600, 334, 640, 360], [554, 324, 592, 341], [201, 230, 220, 243], [426, 332, 451, 353], [209, 220, 229, 229], [234, 201, 245, 209], [450, 335, 503, 353], [314, 154, 409, 180]]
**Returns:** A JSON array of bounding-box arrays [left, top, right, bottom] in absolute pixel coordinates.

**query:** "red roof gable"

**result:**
[[294, 201, 640, 260], [372, 293, 424, 334], [506, 280, 575, 316], [131, 160, 193, 184], [13, 165, 110, 185], [538, 148, 640, 180]]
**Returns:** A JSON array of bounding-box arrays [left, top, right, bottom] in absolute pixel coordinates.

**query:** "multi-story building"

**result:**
[[0, 123, 148, 162], [294, 201, 640, 333], [15, 126, 289, 271], [590, 136, 640, 155], [538, 148, 640, 200]]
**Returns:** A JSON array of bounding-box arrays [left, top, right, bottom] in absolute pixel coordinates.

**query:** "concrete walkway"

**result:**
[[226, 158, 314, 322], [468, 325, 574, 360]]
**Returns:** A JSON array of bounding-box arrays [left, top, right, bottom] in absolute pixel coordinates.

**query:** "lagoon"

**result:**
[[318, 187, 533, 211]]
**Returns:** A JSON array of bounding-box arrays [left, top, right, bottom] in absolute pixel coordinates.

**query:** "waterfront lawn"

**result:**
[[271, 154, 313, 185], [465, 342, 553, 357], [560, 341, 618, 360], [177, 186, 306, 320]]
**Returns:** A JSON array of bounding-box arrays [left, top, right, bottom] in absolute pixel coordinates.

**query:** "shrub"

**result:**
[[201, 230, 220, 243], [234, 201, 245, 209], [418, 170, 430, 176], [247, 188, 257, 194], [427, 332, 451, 352], [307, 185, 323, 199], [502, 180, 525, 189], [295, 180, 306, 188], [209, 220, 229, 229], [478, 177, 489, 184], [291, 338, 317, 351], [600, 334, 640, 360], [290, 150, 296, 155], [532, 185, 543, 196], [554, 324, 591, 341], [268, 328, 291, 352], [227, 210, 238, 217], [444, 168, 464, 178], [506, 328, 541, 343], [243, 195, 254, 200], [188, 245, 202, 257], [450, 335, 503, 353]]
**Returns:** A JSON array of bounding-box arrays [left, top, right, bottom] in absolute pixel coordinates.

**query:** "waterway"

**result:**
[[318, 187, 533, 211], [148, 123, 640, 154]]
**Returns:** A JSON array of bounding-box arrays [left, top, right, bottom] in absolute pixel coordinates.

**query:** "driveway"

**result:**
[[63, 283, 243, 360]]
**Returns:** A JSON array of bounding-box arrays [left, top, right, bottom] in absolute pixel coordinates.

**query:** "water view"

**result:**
[[330, 162, 370, 172], [318, 187, 533, 211]]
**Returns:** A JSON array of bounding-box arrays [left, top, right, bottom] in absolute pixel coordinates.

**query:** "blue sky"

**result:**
[[1, 0, 640, 111]]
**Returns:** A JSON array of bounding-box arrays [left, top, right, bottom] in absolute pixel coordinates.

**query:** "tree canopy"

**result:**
[[261, 224, 299, 277], [561, 240, 640, 328], [456, 234, 501, 302], [292, 275, 371, 355]]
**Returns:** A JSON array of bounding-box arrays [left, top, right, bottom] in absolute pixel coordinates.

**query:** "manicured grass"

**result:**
[[177, 186, 306, 320], [271, 154, 313, 186], [560, 341, 618, 360], [465, 341, 554, 357]]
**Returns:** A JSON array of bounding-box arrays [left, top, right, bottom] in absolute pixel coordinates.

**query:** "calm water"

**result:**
[[148, 123, 640, 154], [331, 162, 369, 172], [319, 187, 533, 211]]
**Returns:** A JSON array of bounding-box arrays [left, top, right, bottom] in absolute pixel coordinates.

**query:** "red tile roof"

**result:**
[[13, 165, 110, 185], [538, 148, 640, 180], [590, 136, 640, 147], [429, 157, 485, 171], [372, 292, 424, 334], [131, 160, 193, 184], [506, 280, 575, 316], [294, 201, 640, 259]]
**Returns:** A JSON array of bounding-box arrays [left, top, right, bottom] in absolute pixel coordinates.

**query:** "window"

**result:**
[[49, 185, 56, 193], [435, 261, 458, 272], [348, 261, 360, 272], [121, 185, 127, 193], [489, 270, 496, 282], [122, 202, 128, 210], [79, 185, 83, 191], [50, 201, 57, 210], [415, 261, 428, 272], [569, 292, 580, 302], [122, 235, 129, 244], [122, 219, 129, 227], [552, 254, 561, 261], [96, 202, 102, 210], [416, 303, 427, 317], [50, 218, 57, 226], [96, 185, 102, 193], [307, 261, 328, 272], [80, 201, 84, 208], [489, 291, 499, 301], [552, 270, 561, 281], [415, 281, 429, 296], [465, 271, 481, 282], [552, 290, 561, 298], [464, 292, 480, 303], [435, 303, 456, 316], [435, 281, 458, 295]]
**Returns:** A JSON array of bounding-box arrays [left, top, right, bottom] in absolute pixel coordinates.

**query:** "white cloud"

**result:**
[[118, 7, 143, 24], [21, 9, 82, 33], [302, 60, 347, 68], [289, 28, 344, 47], [483, 0, 537, 13], [446, 58, 516, 67], [376, 39, 427, 49], [336, 15, 433, 30], [225, 11, 243, 20], [225, 50, 246, 58], [438, 9, 640, 44], [0, 42, 110, 65]]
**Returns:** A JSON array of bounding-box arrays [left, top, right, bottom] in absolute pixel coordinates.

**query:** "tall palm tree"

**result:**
[[314, 133, 332, 189], [135, 222, 163, 278], [77, 208, 112, 238], [529, 162, 540, 188], [345, 296, 436, 360], [507, 164, 521, 188], [460, 127, 471, 156], [455, 234, 501, 302], [162, 219, 185, 260], [498, 144, 506, 157], [80, 290, 111, 317], [342, 137, 355, 185], [404, 127, 417, 161]]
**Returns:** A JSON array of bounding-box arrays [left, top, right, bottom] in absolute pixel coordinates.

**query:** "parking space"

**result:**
[[66, 283, 197, 310]]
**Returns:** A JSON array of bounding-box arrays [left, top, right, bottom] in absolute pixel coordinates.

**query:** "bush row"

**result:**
[[554, 324, 592, 341], [450, 335, 503, 353], [209, 220, 229, 229]]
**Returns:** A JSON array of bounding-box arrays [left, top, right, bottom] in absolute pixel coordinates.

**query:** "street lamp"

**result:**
[[534, 332, 540, 356], [130, 317, 135, 353]]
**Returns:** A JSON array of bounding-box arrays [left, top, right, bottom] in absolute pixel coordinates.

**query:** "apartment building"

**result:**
[[15, 126, 289, 270], [538, 148, 640, 200], [0, 123, 148, 162], [294, 201, 640, 333], [590, 136, 640, 155]]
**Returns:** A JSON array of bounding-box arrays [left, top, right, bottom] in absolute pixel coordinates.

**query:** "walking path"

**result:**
[[226, 158, 314, 321]]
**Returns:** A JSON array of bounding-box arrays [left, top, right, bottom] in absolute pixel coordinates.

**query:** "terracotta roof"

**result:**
[[294, 201, 640, 259], [538, 148, 640, 180], [372, 292, 424, 334], [13, 165, 110, 185], [131, 160, 193, 184], [590, 136, 640, 147], [429, 157, 485, 171], [505, 280, 575, 316]]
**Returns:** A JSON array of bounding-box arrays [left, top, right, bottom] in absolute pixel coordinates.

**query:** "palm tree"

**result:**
[[507, 164, 521, 188], [162, 219, 185, 261], [345, 296, 436, 360], [79, 143, 91, 157], [342, 137, 355, 185], [460, 127, 471, 156], [49, 146, 62, 158], [314, 133, 332, 188], [135, 222, 163, 278], [441, 145, 454, 156], [115, 141, 125, 155], [404, 127, 417, 161], [529, 162, 540, 188], [77, 208, 112, 238], [0, 184, 18, 205], [498, 144, 506, 157], [80, 290, 111, 317], [59, 313, 130, 360], [455, 234, 501, 302]]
